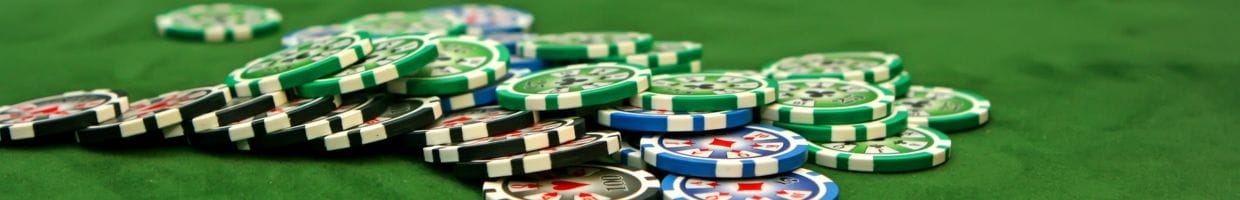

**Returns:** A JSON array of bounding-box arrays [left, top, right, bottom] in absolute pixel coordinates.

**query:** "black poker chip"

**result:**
[[184, 91, 290, 135], [186, 95, 341, 147], [422, 117, 585, 163], [453, 130, 622, 179], [1, 89, 129, 143], [300, 96, 443, 152], [75, 86, 231, 145], [399, 105, 537, 149], [236, 93, 391, 151]]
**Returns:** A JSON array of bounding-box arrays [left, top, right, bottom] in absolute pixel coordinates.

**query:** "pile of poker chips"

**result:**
[[0, 3, 995, 200]]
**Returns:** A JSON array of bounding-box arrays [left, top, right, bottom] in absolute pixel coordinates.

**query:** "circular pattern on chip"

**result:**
[[516, 32, 654, 60], [282, 24, 348, 47], [76, 86, 231, 144], [598, 106, 752, 133], [345, 11, 470, 36], [896, 85, 991, 132], [808, 126, 952, 172], [386, 36, 509, 96], [760, 78, 894, 125], [453, 130, 622, 178], [496, 62, 651, 111], [599, 41, 703, 67], [763, 51, 903, 82], [422, 116, 582, 163], [155, 3, 282, 42], [1, 89, 129, 142], [766, 110, 909, 143], [421, 4, 533, 34], [631, 72, 777, 112], [483, 164, 659, 200], [226, 33, 374, 97], [662, 168, 840, 200], [296, 34, 439, 97], [639, 124, 809, 178]]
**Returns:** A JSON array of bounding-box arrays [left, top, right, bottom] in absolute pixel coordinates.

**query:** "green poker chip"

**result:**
[[808, 126, 952, 172], [516, 32, 654, 60], [631, 72, 777, 112], [760, 78, 895, 125], [295, 34, 439, 97], [497, 62, 651, 111], [896, 85, 991, 132], [344, 11, 471, 37], [762, 51, 903, 82], [649, 60, 702, 75], [878, 71, 912, 98], [385, 36, 509, 96], [766, 110, 908, 142], [597, 41, 702, 67], [155, 3, 282, 42], [226, 32, 373, 97]]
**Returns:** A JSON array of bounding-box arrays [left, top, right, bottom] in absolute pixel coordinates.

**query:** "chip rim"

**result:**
[[154, 3, 282, 42], [281, 24, 349, 47], [235, 93, 392, 151], [385, 36, 510, 96], [436, 73, 512, 112], [295, 34, 440, 98], [226, 32, 375, 97], [598, 106, 753, 133], [344, 11, 470, 37], [807, 126, 952, 172], [766, 110, 909, 142], [184, 91, 288, 134], [0, 89, 129, 142], [879, 71, 912, 98], [421, 115, 579, 163], [307, 96, 444, 151], [516, 32, 655, 60], [186, 96, 341, 146], [760, 78, 896, 125], [661, 168, 840, 200], [482, 164, 659, 200], [453, 130, 622, 178], [899, 85, 991, 132], [496, 62, 652, 111], [639, 124, 810, 178], [598, 41, 703, 67], [75, 86, 232, 144], [631, 71, 777, 112], [762, 51, 904, 82], [420, 3, 534, 34]]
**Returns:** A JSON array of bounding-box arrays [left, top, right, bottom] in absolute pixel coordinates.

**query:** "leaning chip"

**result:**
[[401, 105, 540, 148], [296, 34, 439, 98], [185, 91, 288, 134], [236, 94, 391, 151], [662, 168, 840, 200], [766, 110, 909, 143], [808, 126, 952, 172], [0, 89, 129, 142], [598, 41, 703, 67], [879, 71, 912, 98], [761, 78, 895, 125], [186, 96, 340, 146], [650, 59, 702, 75], [631, 72, 777, 112], [155, 3, 282, 42], [305, 96, 443, 151], [640, 124, 809, 178], [422, 116, 582, 163], [897, 85, 991, 132], [386, 36, 509, 96], [421, 4, 533, 34], [763, 51, 903, 82], [611, 142, 646, 170], [453, 130, 621, 179], [516, 32, 654, 60], [282, 24, 348, 47], [436, 73, 512, 112], [598, 106, 752, 133], [76, 86, 231, 145], [496, 62, 651, 111], [483, 164, 659, 200], [226, 33, 374, 97], [345, 11, 471, 36]]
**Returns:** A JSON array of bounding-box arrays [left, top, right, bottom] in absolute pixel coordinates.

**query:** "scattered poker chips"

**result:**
[[402, 106, 540, 149], [236, 94, 391, 151], [762, 51, 903, 82], [879, 71, 913, 98], [282, 24, 348, 47], [632, 72, 777, 112], [186, 91, 288, 134], [598, 106, 753, 133], [897, 85, 991, 132], [422, 116, 582, 163], [640, 124, 809, 178], [226, 33, 374, 97], [496, 62, 651, 111], [304, 96, 443, 151], [662, 168, 840, 200], [386, 36, 509, 96], [0, 89, 129, 142], [345, 11, 472, 37], [437, 73, 511, 112], [421, 4, 533, 34], [767, 110, 909, 143], [483, 164, 659, 200], [295, 34, 439, 98], [516, 32, 655, 60], [155, 3, 282, 42], [76, 86, 231, 145], [808, 126, 952, 172], [187, 96, 341, 146], [761, 78, 895, 125], [599, 41, 703, 67], [454, 130, 621, 179]]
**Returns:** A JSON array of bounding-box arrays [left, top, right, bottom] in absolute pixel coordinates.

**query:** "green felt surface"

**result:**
[[2, 0, 1238, 199]]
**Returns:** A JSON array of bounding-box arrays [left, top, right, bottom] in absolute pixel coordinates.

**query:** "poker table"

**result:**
[[2, 0, 1236, 199]]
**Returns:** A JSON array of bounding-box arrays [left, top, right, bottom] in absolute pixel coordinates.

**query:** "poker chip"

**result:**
[[421, 4, 533, 34], [509, 56, 545, 72], [631, 72, 777, 112], [76, 86, 231, 145], [437, 73, 511, 112], [235, 93, 391, 151], [483, 164, 659, 200], [485, 32, 534, 52], [345, 11, 472, 37], [386, 36, 509, 96], [398, 107, 547, 148], [598, 106, 753, 133], [897, 85, 991, 132], [662, 168, 840, 200], [766, 110, 909, 143], [226, 33, 374, 97], [186, 96, 341, 146], [650, 59, 702, 75], [282, 24, 349, 47], [453, 130, 621, 179], [762, 51, 903, 83], [808, 126, 952, 172], [598, 41, 703, 67], [155, 3, 281, 42], [879, 71, 912, 98], [304, 96, 443, 151], [496, 62, 651, 111], [295, 34, 440, 98], [760, 78, 895, 125], [517, 32, 655, 60], [640, 124, 809, 178], [185, 91, 288, 134], [612, 142, 646, 170], [0, 89, 129, 142], [422, 116, 583, 163]]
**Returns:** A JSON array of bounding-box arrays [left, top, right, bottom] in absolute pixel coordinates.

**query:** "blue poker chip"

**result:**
[[281, 24, 349, 47], [640, 124, 809, 178], [662, 168, 840, 200], [613, 142, 646, 170], [436, 73, 514, 112], [484, 32, 534, 52], [509, 56, 545, 72], [598, 106, 752, 133], [421, 4, 533, 34]]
